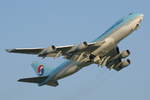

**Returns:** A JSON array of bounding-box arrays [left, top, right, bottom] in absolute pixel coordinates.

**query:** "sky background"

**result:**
[[0, 0, 149, 100]]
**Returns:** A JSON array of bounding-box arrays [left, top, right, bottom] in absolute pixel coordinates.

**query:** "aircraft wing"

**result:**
[[6, 41, 104, 58]]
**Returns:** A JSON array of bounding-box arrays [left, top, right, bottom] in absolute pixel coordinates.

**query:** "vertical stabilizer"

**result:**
[[31, 61, 53, 76]]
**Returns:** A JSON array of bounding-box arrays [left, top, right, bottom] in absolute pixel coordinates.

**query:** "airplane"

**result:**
[[6, 13, 144, 87]]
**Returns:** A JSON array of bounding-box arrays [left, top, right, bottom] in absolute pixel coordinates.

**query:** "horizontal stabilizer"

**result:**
[[18, 76, 59, 87], [18, 76, 48, 83]]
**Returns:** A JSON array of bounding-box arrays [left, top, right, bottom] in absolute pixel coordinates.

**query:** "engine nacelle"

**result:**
[[108, 50, 130, 63], [67, 41, 89, 53], [114, 59, 131, 71], [38, 45, 56, 57], [77, 41, 88, 50], [120, 50, 130, 58]]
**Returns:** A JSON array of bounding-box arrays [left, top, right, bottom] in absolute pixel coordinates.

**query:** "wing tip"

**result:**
[[5, 49, 13, 53], [18, 78, 25, 82]]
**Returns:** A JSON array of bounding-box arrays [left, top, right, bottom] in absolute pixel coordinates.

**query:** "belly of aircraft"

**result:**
[[53, 61, 92, 80], [53, 63, 80, 80], [92, 37, 116, 57]]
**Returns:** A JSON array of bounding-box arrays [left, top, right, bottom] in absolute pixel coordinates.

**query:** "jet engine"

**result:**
[[38, 45, 56, 57], [114, 59, 131, 71], [108, 50, 130, 63], [77, 41, 88, 50], [120, 50, 130, 58], [67, 41, 88, 53]]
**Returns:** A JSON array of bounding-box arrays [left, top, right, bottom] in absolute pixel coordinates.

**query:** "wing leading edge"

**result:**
[[6, 41, 104, 58]]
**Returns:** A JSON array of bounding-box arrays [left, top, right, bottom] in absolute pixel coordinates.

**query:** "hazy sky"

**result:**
[[0, 0, 149, 100]]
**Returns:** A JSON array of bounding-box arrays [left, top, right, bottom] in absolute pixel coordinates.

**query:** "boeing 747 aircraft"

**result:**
[[6, 13, 144, 87]]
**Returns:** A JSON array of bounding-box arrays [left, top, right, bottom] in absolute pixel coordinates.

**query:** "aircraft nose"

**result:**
[[137, 14, 144, 24], [140, 14, 144, 20], [140, 14, 144, 17]]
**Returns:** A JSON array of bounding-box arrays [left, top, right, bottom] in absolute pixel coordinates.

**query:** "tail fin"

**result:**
[[31, 61, 53, 76]]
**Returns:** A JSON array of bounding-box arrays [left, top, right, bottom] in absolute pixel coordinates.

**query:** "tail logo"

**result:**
[[37, 65, 44, 76]]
